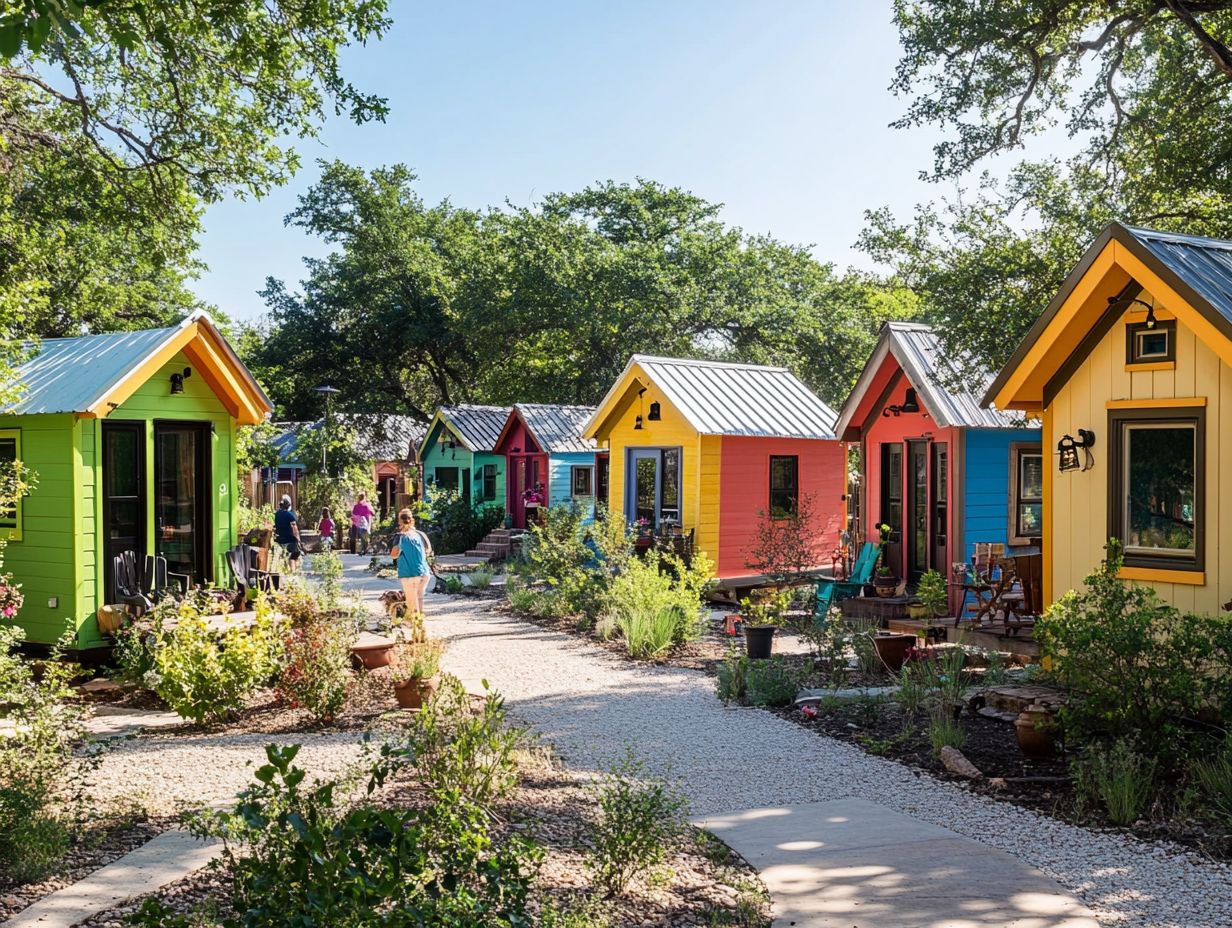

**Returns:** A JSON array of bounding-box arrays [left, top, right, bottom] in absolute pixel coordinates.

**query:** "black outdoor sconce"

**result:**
[[883, 387, 921, 417], [1057, 429, 1096, 473], [1108, 293, 1158, 328], [169, 367, 192, 394], [634, 387, 646, 430], [648, 401, 661, 421]]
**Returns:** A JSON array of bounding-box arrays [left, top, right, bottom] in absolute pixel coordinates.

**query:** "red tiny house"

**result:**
[[499, 414, 548, 529], [717, 436, 846, 579]]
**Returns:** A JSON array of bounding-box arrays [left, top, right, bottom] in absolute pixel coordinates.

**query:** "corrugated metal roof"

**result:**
[[1124, 225, 1232, 324], [8, 325, 183, 415], [515, 404, 597, 453], [439, 405, 511, 452], [605, 356, 838, 440], [836, 323, 1023, 438]]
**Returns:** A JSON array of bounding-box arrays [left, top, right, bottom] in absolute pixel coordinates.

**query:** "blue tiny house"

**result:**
[[835, 323, 1041, 609], [493, 404, 600, 528]]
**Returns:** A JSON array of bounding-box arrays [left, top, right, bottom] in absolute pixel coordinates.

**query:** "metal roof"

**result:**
[[514, 404, 597, 453], [1123, 225, 1232, 324], [437, 404, 511, 453], [837, 323, 1022, 436], [592, 355, 838, 440], [9, 325, 183, 415]]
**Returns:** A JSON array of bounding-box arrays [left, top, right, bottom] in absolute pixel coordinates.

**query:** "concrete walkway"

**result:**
[[701, 799, 1098, 928], [2, 831, 221, 928]]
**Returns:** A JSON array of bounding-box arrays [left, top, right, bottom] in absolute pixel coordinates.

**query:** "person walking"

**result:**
[[392, 508, 430, 617], [318, 507, 335, 550], [273, 495, 302, 572], [351, 492, 375, 555]]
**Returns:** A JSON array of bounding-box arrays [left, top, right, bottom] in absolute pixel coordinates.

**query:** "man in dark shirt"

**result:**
[[274, 495, 302, 572]]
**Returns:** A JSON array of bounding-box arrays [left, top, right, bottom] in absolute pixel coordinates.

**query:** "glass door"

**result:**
[[630, 450, 660, 530], [879, 443, 903, 576], [154, 422, 211, 586], [102, 422, 145, 603], [930, 444, 948, 572], [906, 440, 929, 580]]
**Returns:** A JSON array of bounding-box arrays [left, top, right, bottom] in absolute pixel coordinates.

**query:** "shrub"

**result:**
[[275, 620, 352, 722], [149, 603, 285, 723], [172, 741, 541, 928], [715, 647, 749, 704], [1036, 541, 1232, 762], [467, 569, 494, 589], [1075, 739, 1156, 826], [514, 505, 631, 620], [743, 492, 827, 585], [507, 584, 538, 614], [927, 709, 966, 756], [424, 488, 503, 555], [587, 750, 688, 897], [307, 548, 344, 606], [1192, 739, 1232, 824], [608, 552, 713, 659], [895, 663, 927, 720], [745, 657, 808, 708], [443, 574, 465, 594]]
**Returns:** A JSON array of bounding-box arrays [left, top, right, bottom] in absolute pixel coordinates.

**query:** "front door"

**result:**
[[628, 449, 660, 532], [154, 422, 211, 586], [930, 443, 948, 572], [102, 422, 145, 603], [879, 443, 903, 575], [906, 440, 929, 580]]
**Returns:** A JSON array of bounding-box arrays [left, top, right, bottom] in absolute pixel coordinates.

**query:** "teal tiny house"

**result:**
[[493, 404, 600, 528], [0, 312, 272, 647], [418, 405, 510, 508]]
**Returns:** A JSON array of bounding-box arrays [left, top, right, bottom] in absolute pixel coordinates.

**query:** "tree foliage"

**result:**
[[247, 167, 920, 419]]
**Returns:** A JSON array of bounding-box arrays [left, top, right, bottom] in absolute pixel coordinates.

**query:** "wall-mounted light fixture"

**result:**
[[1057, 429, 1096, 472], [634, 387, 646, 430], [883, 387, 921, 417], [169, 367, 192, 394], [1107, 293, 1158, 328], [648, 401, 661, 421], [634, 415, 643, 430]]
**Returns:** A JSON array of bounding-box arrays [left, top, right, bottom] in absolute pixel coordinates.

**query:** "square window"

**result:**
[[1108, 408, 1204, 570], [769, 455, 798, 519], [571, 465, 593, 497], [1125, 319, 1176, 365]]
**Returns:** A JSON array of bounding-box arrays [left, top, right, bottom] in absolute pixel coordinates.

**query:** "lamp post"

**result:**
[[313, 385, 341, 475]]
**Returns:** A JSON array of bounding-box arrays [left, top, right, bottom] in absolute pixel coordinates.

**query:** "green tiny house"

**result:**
[[418, 405, 510, 509], [0, 312, 272, 648]]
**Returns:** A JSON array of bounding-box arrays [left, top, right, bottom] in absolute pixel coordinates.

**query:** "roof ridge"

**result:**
[[1125, 224, 1232, 251], [632, 354, 789, 373]]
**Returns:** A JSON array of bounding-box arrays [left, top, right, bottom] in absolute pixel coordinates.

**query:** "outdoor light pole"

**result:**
[[314, 385, 341, 475]]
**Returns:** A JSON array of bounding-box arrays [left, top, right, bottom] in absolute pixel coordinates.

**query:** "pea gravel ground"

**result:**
[[415, 587, 1232, 928]]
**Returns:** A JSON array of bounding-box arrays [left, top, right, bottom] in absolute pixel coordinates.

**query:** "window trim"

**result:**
[[570, 464, 594, 498], [1125, 319, 1176, 366], [1107, 406, 1205, 572], [768, 454, 799, 520], [0, 429, 23, 541], [1007, 442, 1043, 546]]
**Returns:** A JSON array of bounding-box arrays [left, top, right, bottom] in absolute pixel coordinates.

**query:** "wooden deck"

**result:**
[[885, 616, 1040, 659]]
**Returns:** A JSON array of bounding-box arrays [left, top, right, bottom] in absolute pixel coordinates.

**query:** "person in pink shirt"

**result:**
[[318, 507, 336, 550], [350, 493, 375, 554]]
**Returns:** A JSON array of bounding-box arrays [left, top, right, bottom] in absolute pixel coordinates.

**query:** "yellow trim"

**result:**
[[183, 333, 267, 425], [0, 428, 23, 542], [1118, 566, 1205, 586], [1041, 406, 1052, 606], [1123, 361, 1175, 372], [1105, 397, 1206, 409]]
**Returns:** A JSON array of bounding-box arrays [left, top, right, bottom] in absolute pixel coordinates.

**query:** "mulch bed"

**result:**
[[75, 752, 772, 928]]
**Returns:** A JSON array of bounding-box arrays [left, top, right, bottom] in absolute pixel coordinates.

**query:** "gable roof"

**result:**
[[497, 404, 597, 454], [420, 405, 511, 459], [7, 310, 273, 425], [835, 322, 1020, 440], [586, 355, 838, 441], [985, 222, 1232, 411]]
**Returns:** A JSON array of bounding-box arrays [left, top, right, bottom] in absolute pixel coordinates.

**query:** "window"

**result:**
[[659, 448, 681, 523], [880, 443, 902, 540], [769, 455, 798, 518], [1108, 407, 1204, 570], [596, 457, 609, 503], [1009, 444, 1043, 545], [1125, 320, 1176, 365], [474, 464, 497, 502], [571, 465, 594, 497], [0, 430, 22, 540], [434, 466, 459, 493]]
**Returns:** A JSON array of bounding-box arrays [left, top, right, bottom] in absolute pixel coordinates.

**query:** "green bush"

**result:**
[[424, 488, 503, 555], [467, 569, 494, 588], [1192, 739, 1232, 824], [514, 506, 631, 620], [1036, 541, 1232, 762], [927, 709, 966, 756], [587, 750, 688, 897], [274, 620, 352, 722], [443, 574, 465, 595], [1075, 738, 1157, 826], [167, 741, 541, 928], [148, 601, 285, 724], [745, 657, 807, 708], [715, 647, 748, 704], [609, 551, 713, 659], [306, 547, 344, 606]]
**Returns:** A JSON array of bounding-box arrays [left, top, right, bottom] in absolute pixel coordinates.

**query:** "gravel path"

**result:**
[[424, 592, 1232, 928]]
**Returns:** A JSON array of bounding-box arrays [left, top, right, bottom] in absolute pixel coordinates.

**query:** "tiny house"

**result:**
[[418, 405, 510, 509], [836, 323, 1041, 606], [985, 223, 1232, 611], [493, 404, 601, 528], [0, 312, 272, 647], [584, 355, 845, 582]]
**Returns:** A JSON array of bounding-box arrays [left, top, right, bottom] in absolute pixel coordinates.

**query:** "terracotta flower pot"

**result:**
[[393, 676, 436, 709], [744, 626, 776, 660], [1015, 704, 1057, 758], [872, 633, 915, 673], [351, 642, 395, 669]]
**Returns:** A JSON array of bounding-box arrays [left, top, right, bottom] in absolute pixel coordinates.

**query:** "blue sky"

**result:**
[[195, 1, 949, 321]]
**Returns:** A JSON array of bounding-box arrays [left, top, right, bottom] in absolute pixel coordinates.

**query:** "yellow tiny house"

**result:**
[[985, 223, 1232, 612]]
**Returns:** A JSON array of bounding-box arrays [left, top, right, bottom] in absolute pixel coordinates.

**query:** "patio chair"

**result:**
[[814, 541, 879, 620], [113, 551, 153, 616], [145, 554, 189, 600], [226, 544, 280, 603]]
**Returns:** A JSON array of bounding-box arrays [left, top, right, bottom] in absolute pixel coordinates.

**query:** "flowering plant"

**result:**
[[0, 572, 23, 619], [875, 522, 895, 578]]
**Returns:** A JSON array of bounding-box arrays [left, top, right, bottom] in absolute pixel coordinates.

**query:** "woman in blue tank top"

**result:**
[[392, 508, 430, 617]]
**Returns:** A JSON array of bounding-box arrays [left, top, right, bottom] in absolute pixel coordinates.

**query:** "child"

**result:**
[[318, 507, 335, 550]]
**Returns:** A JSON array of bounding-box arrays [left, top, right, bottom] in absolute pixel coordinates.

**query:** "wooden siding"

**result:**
[[548, 452, 598, 522], [962, 428, 1043, 557], [1049, 294, 1230, 612], [716, 436, 844, 578]]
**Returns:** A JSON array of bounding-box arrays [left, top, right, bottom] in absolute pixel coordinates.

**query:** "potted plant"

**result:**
[[915, 569, 948, 623], [1014, 703, 1059, 758], [739, 588, 792, 659], [872, 522, 898, 597], [391, 638, 444, 709]]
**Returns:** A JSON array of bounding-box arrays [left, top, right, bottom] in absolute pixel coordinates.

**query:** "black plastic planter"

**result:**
[[744, 626, 776, 660]]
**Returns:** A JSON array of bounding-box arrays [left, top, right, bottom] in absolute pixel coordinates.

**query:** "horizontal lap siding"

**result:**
[[717, 436, 845, 579], [548, 452, 597, 522], [473, 452, 506, 511], [962, 428, 1042, 560], [0, 413, 79, 645]]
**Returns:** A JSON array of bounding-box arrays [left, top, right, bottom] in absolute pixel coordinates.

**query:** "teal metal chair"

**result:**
[[814, 541, 879, 620]]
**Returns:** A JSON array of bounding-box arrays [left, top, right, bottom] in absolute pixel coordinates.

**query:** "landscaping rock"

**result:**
[[939, 746, 983, 779], [76, 678, 128, 701]]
